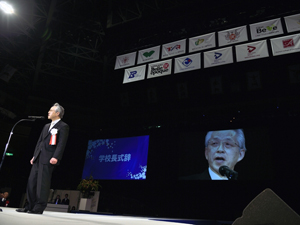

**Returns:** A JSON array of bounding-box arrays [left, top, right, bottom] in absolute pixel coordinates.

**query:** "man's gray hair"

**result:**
[[53, 103, 65, 118], [205, 129, 246, 151]]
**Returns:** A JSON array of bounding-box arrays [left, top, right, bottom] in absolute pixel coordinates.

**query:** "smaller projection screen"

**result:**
[[81, 135, 149, 180], [178, 127, 273, 180]]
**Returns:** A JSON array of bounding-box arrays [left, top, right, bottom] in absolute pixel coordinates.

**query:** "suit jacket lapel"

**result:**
[[48, 120, 61, 134], [43, 123, 51, 139], [44, 120, 62, 140], [52, 120, 61, 130]]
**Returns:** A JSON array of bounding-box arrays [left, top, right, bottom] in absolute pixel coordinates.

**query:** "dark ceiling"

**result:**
[[1, 0, 300, 133]]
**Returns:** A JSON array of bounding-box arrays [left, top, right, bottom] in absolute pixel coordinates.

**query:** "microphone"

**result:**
[[28, 116, 45, 120], [219, 165, 238, 180]]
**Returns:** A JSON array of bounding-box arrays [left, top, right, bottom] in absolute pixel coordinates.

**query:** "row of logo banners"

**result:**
[[116, 14, 300, 70], [114, 14, 300, 83], [122, 33, 300, 84]]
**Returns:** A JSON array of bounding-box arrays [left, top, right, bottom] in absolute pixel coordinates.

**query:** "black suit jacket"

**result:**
[[33, 120, 69, 165], [53, 199, 61, 204], [61, 198, 70, 205], [0, 198, 7, 206]]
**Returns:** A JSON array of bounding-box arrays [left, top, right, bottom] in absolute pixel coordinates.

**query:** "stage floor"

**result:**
[[0, 207, 232, 225]]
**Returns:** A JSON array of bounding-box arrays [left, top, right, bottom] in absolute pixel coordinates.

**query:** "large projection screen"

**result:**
[[81, 135, 149, 180]]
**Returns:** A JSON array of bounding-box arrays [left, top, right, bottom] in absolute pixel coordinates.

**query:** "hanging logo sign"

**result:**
[[137, 46, 160, 64], [114, 52, 136, 70], [147, 59, 172, 79], [218, 26, 248, 47], [174, 53, 201, 74], [189, 33, 216, 53], [236, 40, 269, 62], [161, 39, 186, 59], [284, 14, 300, 33], [271, 34, 300, 56], [204, 47, 233, 68], [250, 18, 283, 40], [123, 65, 146, 84]]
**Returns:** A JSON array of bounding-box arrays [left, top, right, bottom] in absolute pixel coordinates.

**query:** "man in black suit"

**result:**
[[181, 129, 246, 180], [16, 103, 69, 214], [61, 194, 70, 205], [53, 195, 61, 204]]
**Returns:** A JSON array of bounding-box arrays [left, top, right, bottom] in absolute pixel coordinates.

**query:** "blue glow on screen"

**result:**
[[82, 135, 149, 180]]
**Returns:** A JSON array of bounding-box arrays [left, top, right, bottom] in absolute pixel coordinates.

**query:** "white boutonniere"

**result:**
[[50, 128, 58, 135], [50, 128, 58, 145]]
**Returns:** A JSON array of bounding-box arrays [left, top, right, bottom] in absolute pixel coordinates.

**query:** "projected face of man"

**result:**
[[205, 130, 245, 176]]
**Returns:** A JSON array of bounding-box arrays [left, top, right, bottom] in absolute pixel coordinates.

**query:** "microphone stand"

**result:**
[[0, 118, 35, 212]]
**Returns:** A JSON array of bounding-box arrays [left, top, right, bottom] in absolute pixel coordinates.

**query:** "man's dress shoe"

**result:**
[[16, 208, 29, 213], [28, 210, 43, 214]]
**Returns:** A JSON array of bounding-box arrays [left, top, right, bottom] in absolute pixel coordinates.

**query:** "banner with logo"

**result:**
[[271, 34, 300, 56], [137, 46, 160, 64], [204, 47, 233, 68], [174, 53, 201, 74], [250, 18, 283, 40], [123, 65, 146, 84], [189, 33, 216, 53], [161, 39, 186, 59], [235, 40, 269, 62], [218, 26, 248, 47], [114, 52, 136, 70], [284, 14, 300, 33], [147, 59, 172, 79]]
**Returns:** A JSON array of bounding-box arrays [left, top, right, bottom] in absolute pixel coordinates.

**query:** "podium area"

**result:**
[[45, 203, 69, 212], [19, 189, 100, 212]]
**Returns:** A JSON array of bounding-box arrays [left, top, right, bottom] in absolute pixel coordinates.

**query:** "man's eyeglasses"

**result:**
[[208, 140, 240, 149]]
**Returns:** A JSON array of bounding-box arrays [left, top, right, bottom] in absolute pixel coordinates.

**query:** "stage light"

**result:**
[[0, 1, 14, 14]]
